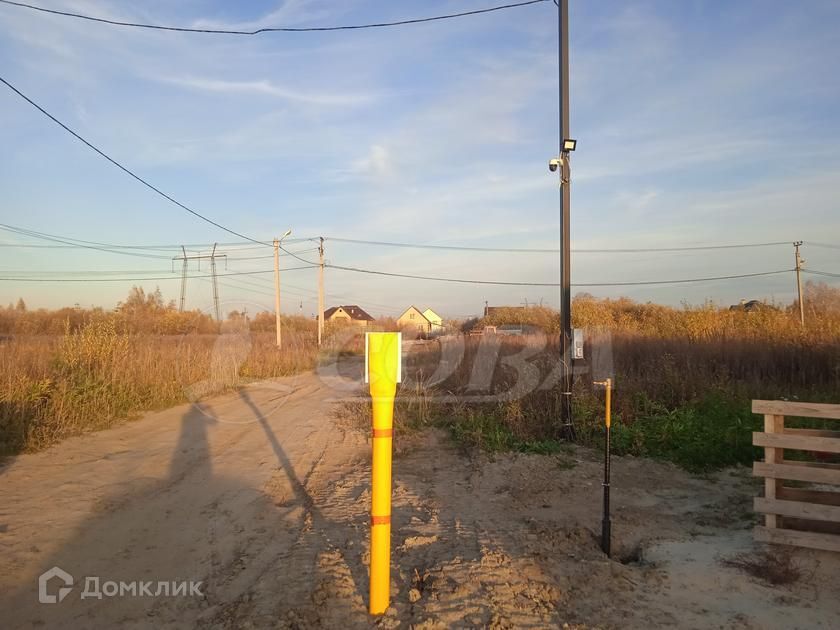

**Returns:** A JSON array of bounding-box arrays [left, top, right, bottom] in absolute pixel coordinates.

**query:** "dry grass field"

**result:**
[[344, 282, 840, 471], [0, 321, 319, 455], [3, 282, 839, 468]]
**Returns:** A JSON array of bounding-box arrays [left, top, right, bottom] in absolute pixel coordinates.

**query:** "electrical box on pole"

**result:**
[[572, 328, 584, 360]]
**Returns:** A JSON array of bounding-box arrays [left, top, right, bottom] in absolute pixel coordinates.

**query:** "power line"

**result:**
[[570, 242, 790, 253], [576, 269, 796, 287], [0, 258, 795, 286], [0, 224, 318, 263], [0, 223, 173, 260], [0, 239, 310, 251], [0, 0, 549, 35], [1, 223, 175, 251], [803, 269, 840, 279], [0, 225, 797, 255], [216, 274, 317, 300], [0, 224, 318, 261], [0, 264, 800, 288], [0, 230, 798, 255], [0, 75, 269, 246], [807, 242, 840, 251], [323, 236, 791, 254], [145, 270, 403, 316], [0, 265, 317, 282], [198, 276, 405, 316], [0, 241, 180, 251], [326, 237, 558, 253], [222, 248, 320, 262], [201, 276, 275, 299], [0, 269, 173, 276], [326, 263, 794, 287], [221, 270, 404, 312]]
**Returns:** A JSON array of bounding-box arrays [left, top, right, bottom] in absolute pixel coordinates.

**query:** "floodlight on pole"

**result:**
[[563, 138, 577, 152]]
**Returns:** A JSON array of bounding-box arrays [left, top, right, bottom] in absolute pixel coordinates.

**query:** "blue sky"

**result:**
[[1, 0, 839, 319]]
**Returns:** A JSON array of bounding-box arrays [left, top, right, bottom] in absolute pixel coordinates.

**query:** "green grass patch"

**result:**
[[338, 382, 837, 474], [592, 392, 760, 472]]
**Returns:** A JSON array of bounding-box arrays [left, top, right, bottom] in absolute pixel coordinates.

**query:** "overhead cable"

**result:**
[[0, 0, 549, 35], [803, 269, 840, 279], [0, 75, 269, 246], [325, 264, 794, 287], [0, 265, 317, 282], [324, 236, 791, 254]]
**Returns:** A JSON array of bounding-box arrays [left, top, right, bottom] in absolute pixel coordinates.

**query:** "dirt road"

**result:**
[[1, 371, 838, 628]]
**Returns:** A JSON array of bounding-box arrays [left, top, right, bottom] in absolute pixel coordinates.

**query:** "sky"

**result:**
[[1, 0, 839, 320]]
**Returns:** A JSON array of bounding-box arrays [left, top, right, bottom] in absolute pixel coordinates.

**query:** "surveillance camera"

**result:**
[[548, 157, 562, 172]]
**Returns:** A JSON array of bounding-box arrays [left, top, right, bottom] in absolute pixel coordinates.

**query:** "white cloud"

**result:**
[[351, 144, 392, 178], [156, 75, 377, 107], [189, 0, 345, 31]]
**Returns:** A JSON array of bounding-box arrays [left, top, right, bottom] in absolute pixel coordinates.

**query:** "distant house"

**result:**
[[397, 306, 429, 333], [397, 306, 444, 335], [323, 305, 374, 327], [729, 299, 767, 313], [422, 308, 444, 334], [484, 305, 526, 317]]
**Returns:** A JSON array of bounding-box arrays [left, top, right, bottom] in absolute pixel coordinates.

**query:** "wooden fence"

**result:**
[[753, 400, 840, 552]]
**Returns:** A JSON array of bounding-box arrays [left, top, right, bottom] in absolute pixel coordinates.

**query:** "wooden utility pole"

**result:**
[[318, 237, 325, 346], [274, 237, 282, 347], [794, 241, 805, 326]]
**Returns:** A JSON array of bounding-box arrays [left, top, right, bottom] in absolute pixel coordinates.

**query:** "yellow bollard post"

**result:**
[[365, 332, 401, 615]]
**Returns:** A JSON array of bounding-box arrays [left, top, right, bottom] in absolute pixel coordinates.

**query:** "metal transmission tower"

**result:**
[[210, 243, 221, 321], [274, 229, 292, 349], [173, 244, 227, 320], [179, 245, 188, 312]]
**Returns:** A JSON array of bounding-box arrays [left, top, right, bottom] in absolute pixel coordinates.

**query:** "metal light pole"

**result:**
[[274, 228, 292, 348], [557, 0, 575, 440]]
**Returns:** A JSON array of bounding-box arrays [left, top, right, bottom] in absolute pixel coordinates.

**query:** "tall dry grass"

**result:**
[[5, 283, 839, 467], [0, 319, 319, 455], [477, 282, 840, 342], [375, 286, 840, 470]]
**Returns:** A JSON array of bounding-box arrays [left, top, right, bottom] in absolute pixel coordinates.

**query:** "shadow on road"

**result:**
[[1, 379, 547, 628], [1, 392, 367, 627]]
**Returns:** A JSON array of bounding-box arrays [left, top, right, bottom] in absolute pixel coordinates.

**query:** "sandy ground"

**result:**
[[1, 370, 838, 629]]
